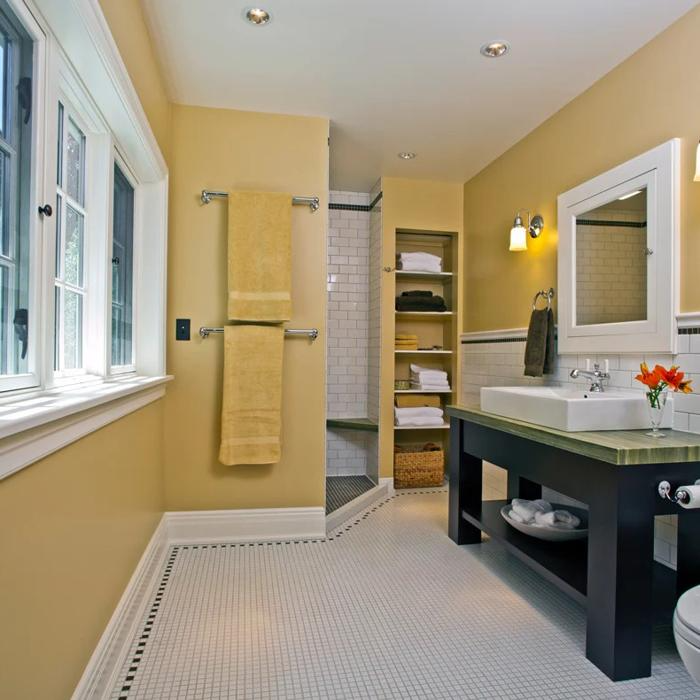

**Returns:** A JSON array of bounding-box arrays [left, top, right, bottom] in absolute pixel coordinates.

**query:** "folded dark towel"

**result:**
[[524, 308, 555, 377], [401, 290, 433, 297], [396, 295, 447, 312]]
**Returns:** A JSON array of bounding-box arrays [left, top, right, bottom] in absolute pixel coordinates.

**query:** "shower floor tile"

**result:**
[[110, 490, 698, 699], [325, 475, 375, 514]]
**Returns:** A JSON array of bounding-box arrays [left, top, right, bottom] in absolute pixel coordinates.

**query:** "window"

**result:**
[[111, 162, 134, 369], [0, 0, 168, 470], [54, 102, 86, 373], [0, 0, 33, 389]]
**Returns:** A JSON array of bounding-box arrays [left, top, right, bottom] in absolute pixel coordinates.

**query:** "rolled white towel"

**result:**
[[394, 407, 444, 419], [508, 509, 526, 523], [395, 415, 445, 427], [534, 509, 581, 530], [511, 498, 552, 524]]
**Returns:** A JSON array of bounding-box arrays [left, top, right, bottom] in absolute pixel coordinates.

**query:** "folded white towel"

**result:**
[[399, 261, 443, 273], [410, 364, 447, 375], [534, 510, 581, 530], [395, 415, 445, 427], [411, 369, 448, 378], [410, 382, 451, 391], [399, 252, 442, 264], [394, 407, 444, 419], [511, 499, 552, 524]]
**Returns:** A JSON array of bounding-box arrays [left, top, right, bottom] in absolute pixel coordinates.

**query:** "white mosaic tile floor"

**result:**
[[111, 490, 699, 699]]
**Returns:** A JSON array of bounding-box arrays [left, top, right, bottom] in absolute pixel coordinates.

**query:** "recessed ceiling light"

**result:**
[[245, 8, 271, 25], [480, 41, 509, 58], [398, 152, 416, 160]]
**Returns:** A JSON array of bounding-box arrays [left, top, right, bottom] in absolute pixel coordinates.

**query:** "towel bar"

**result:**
[[199, 326, 319, 341], [200, 190, 320, 212]]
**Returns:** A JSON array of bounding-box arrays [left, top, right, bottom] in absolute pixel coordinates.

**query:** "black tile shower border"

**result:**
[[114, 487, 446, 698], [328, 191, 382, 212], [577, 218, 647, 228]]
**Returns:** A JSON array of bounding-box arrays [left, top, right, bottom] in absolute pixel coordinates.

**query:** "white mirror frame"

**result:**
[[557, 138, 680, 355]]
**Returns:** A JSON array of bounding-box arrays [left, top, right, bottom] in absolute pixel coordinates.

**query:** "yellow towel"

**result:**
[[219, 324, 285, 465], [395, 334, 418, 340], [228, 191, 292, 322]]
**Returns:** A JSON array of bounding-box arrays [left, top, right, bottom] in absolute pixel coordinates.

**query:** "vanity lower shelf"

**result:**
[[461, 500, 676, 620]]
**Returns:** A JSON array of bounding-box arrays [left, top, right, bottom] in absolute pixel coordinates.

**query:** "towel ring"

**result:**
[[532, 287, 555, 311]]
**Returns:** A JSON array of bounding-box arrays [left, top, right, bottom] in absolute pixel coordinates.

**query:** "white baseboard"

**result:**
[[379, 477, 394, 495], [165, 507, 327, 545], [71, 515, 169, 700]]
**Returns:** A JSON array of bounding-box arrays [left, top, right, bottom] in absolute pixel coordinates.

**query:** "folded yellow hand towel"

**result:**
[[395, 394, 442, 409], [219, 324, 285, 465], [228, 191, 292, 322]]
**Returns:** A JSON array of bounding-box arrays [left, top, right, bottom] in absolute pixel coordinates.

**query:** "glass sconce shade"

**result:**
[[509, 224, 527, 251]]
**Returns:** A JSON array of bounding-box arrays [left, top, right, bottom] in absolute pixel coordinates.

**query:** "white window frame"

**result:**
[[0, 0, 169, 479]]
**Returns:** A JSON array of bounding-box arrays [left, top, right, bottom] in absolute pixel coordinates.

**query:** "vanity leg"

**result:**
[[677, 509, 700, 595], [507, 473, 542, 501], [585, 475, 655, 681], [448, 418, 482, 544]]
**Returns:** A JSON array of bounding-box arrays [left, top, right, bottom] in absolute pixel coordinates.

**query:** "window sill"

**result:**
[[0, 374, 172, 480]]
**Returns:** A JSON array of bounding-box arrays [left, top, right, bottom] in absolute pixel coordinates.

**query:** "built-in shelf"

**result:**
[[394, 350, 452, 355], [394, 423, 450, 430], [395, 311, 453, 320], [394, 389, 453, 394], [395, 270, 453, 282], [326, 417, 378, 433], [461, 500, 676, 619]]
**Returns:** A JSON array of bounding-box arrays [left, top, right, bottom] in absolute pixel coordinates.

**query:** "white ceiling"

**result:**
[[143, 0, 699, 192]]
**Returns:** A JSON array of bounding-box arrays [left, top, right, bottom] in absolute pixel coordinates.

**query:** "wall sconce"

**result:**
[[509, 210, 544, 252]]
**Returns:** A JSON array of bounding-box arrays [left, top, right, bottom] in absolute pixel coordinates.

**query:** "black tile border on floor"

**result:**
[[113, 486, 446, 698]]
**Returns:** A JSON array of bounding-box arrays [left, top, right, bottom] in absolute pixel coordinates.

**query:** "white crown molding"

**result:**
[[71, 515, 169, 700], [165, 507, 327, 545]]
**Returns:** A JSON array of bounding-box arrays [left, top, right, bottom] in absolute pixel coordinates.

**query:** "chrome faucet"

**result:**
[[570, 362, 610, 392]]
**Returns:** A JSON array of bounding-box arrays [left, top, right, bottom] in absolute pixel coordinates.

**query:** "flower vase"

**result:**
[[646, 391, 668, 438]]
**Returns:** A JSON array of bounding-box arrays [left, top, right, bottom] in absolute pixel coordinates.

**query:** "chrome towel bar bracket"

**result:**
[[200, 190, 320, 212], [200, 326, 319, 341]]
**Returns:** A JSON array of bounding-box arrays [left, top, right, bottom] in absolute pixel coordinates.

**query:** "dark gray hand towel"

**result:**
[[524, 308, 555, 377]]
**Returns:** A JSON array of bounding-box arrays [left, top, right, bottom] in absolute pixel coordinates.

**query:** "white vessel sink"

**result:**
[[480, 385, 673, 432]]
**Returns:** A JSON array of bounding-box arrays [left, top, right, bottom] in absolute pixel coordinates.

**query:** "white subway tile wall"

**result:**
[[326, 191, 380, 480], [460, 332, 700, 570], [327, 191, 371, 419]]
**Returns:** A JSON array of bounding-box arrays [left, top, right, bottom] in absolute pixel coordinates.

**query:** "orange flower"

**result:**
[[678, 378, 694, 394], [635, 362, 662, 390], [655, 365, 684, 390]]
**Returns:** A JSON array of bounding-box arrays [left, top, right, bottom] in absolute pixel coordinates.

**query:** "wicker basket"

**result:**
[[394, 443, 445, 488], [394, 379, 411, 390]]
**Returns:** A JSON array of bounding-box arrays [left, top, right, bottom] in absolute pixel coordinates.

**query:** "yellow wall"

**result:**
[[464, 5, 700, 332], [0, 4, 171, 699], [0, 402, 165, 700], [164, 104, 329, 510], [379, 177, 463, 476]]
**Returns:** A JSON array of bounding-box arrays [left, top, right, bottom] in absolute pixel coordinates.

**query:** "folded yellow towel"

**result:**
[[395, 334, 418, 341], [228, 191, 292, 322], [219, 324, 285, 465], [395, 394, 442, 409]]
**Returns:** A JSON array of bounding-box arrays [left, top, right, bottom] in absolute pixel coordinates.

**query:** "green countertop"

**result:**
[[447, 403, 700, 466], [326, 417, 379, 433]]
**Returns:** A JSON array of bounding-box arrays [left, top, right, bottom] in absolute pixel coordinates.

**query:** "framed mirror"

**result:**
[[557, 139, 679, 354]]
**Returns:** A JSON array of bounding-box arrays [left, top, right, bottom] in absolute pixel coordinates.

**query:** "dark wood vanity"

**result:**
[[447, 403, 700, 681]]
